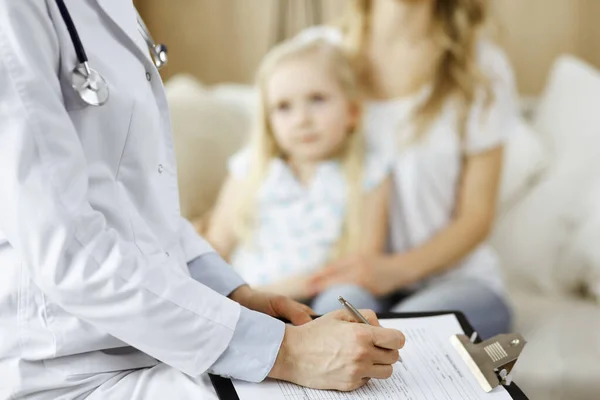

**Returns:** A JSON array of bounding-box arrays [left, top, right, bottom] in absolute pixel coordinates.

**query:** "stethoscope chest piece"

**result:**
[[57, 0, 165, 107], [71, 62, 109, 107]]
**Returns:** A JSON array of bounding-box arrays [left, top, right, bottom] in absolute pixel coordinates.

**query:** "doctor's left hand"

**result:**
[[229, 285, 314, 326]]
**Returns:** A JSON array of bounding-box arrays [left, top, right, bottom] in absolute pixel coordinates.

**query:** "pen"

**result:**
[[337, 296, 404, 365]]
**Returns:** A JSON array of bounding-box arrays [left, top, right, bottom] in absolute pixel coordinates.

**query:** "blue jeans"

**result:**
[[310, 279, 512, 339], [311, 283, 385, 314]]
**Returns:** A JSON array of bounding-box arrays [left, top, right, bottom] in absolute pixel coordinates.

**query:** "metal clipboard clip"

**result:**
[[450, 333, 526, 392]]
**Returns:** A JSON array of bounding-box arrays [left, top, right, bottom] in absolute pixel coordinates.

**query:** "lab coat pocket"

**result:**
[[67, 95, 135, 179], [114, 97, 177, 256]]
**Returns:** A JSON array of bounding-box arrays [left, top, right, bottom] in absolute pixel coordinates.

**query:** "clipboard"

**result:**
[[209, 311, 529, 400]]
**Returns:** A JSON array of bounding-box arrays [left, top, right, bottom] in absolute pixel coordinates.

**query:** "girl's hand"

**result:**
[[310, 255, 417, 296], [191, 211, 211, 235]]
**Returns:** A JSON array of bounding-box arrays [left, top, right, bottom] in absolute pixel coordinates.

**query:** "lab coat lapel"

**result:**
[[96, 0, 151, 63]]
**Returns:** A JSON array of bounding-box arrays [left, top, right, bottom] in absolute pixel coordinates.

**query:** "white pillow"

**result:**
[[492, 55, 600, 296], [491, 152, 600, 295], [497, 118, 548, 214], [533, 55, 600, 161]]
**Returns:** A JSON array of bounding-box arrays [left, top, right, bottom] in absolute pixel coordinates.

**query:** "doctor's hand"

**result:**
[[229, 285, 314, 326], [268, 309, 405, 391]]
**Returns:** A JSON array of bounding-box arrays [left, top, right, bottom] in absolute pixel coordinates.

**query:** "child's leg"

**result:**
[[311, 283, 383, 315]]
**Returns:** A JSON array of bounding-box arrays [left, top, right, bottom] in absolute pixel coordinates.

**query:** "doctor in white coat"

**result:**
[[0, 1, 405, 399]]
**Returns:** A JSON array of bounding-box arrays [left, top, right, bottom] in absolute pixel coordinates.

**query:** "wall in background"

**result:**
[[135, 0, 600, 95], [133, 0, 344, 85], [491, 0, 600, 94]]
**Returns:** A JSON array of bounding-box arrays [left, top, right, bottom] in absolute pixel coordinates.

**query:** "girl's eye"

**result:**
[[310, 93, 327, 103], [275, 101, 291, 112]]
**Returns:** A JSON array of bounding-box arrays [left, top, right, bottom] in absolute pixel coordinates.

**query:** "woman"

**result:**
[[307, 0, 519, 338]]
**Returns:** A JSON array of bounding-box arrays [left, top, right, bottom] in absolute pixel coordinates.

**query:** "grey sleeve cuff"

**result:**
[[188, 252, 246, 297], [209, 306, 286, 382]]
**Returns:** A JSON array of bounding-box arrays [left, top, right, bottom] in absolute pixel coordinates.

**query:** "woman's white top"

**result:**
[[299, 27, 521, 295], [228, 152, 389, 286]]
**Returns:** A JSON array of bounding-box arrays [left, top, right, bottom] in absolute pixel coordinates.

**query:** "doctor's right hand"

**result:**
[[268, 309, 405, 391]]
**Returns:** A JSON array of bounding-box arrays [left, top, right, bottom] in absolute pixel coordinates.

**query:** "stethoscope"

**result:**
[[55, 0, 168, 107]]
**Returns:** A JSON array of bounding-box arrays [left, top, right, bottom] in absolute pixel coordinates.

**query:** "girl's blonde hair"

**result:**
[[234, 37, 366, 258], [339, 0, 492, 141]]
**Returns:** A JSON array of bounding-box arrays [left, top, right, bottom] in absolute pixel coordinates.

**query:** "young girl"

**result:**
[[303, 0, 520, 338], [205, 37, 390, 302]]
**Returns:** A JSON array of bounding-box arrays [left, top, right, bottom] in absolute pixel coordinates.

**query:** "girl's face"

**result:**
[[265, 54, 359, 163]]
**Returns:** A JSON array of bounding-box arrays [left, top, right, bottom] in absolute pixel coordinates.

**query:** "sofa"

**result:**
[[165, 55, 600, 400]]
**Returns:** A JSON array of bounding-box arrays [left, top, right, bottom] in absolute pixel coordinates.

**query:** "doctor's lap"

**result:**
[[0, 1, 404, 399]]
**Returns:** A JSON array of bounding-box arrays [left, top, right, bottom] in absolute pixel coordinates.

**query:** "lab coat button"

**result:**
[[146, 71, 152, 81], [158, 164, 164, 174]]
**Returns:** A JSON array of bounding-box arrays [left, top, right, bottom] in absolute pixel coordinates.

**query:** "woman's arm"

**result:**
[[311, 147, 503, 295], [203, 175, 242, 259], [387, 146, 504, 282]]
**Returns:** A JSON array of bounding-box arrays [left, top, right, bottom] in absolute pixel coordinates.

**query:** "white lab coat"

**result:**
[[0, 1, 238, 398]]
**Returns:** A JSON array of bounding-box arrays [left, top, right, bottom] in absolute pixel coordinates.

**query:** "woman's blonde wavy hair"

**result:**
[[234, 37, 366, 258], [339, 0, 492, 141]]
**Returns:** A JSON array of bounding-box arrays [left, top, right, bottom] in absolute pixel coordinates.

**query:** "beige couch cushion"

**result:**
[[509, 290, 600, 400], [166, 75, 250, 220], [564, 178, 600, 302]]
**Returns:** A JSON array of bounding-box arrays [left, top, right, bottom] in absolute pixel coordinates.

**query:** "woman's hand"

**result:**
[[310, 255, 418, 297], [269, 309, 405, 391], [229, 285, 314, 326]]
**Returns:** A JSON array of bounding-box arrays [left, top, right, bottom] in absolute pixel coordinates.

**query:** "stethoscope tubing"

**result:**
[[55, 0, 88, 65], [54, 0, 167, 107]]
